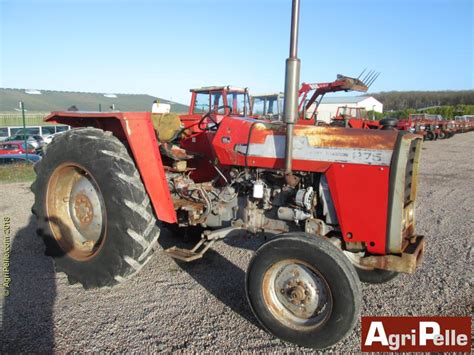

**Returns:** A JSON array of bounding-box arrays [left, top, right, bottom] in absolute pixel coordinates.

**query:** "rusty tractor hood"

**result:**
[[213, 116, 402, 172]]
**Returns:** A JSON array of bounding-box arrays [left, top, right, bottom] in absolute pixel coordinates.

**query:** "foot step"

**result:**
[[163, 225, 242, 262], [164, 238, 215, 262]]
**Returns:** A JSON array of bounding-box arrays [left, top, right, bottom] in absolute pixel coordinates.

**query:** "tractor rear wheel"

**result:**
[[344, 251, 399, 284], [246, 233, 361, 349], [31, 127, 160, 288]]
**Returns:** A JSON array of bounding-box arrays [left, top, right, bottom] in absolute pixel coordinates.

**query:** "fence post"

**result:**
[[19, 101, 28, 159]]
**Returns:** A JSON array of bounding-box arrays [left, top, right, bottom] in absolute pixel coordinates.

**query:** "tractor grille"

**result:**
[[404, 139, 420, 205]]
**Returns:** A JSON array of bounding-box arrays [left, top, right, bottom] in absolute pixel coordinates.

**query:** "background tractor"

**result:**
[[32, 0, 425, 349], [330, 106, 381, 129], [251, 73, 380, 127]]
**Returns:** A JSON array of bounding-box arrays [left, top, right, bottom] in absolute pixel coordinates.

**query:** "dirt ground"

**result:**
[[0, 133, 472, 353]]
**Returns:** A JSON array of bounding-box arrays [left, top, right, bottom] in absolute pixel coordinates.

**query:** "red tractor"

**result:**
[[430, 115, 454, 139], [32, 0, 425, 349], [397, 117, 428, 138], [330, 106, 381, 129], [398, 114, 438, 140], [455, 115, 474, 133], [401, 114, 455, 140], [251, 73, 374, 125]]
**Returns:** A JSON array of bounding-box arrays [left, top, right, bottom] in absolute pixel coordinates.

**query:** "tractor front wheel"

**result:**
[[32, 128, 161, 288], [425, 131, 435, 141], [246, 233, 361, 349]]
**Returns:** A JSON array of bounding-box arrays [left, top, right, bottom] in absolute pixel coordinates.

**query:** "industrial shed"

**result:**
[[311, 96, 383, 123]]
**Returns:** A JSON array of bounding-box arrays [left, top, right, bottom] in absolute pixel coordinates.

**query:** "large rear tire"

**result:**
[[31, 127, 161, 288], [246, 233, 361, 349]]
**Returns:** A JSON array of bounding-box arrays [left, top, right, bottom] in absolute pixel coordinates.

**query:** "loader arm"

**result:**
[[298, 75, 369, 113]]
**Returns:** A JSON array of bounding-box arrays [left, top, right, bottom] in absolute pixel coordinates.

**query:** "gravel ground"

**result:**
[[0, 132, 472, 352]]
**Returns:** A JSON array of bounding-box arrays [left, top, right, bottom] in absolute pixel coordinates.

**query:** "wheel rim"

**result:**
[[262, 259, 332, 331], [46, 163, 107, 260]]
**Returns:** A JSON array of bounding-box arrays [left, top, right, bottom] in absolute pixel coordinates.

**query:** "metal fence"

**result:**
[[0, 112, 50, 127]]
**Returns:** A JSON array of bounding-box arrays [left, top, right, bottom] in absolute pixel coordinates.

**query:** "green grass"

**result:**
[[0, 163, 36, 183]]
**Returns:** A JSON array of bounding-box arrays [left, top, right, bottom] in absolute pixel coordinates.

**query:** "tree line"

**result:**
[[368, 90, 474, 119], [371, 90, 474, 111]]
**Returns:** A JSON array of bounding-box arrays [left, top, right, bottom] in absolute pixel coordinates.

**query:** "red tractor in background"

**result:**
[[330, 106, 381, 129], [397, 117, 429, 138], [398, 114, 454, 140], [251, 92, 285, 121], [427, 114, 454, 139], [252, 73, 376, 125], [32, 0, 426, 349], [455, 115, 474, 133]]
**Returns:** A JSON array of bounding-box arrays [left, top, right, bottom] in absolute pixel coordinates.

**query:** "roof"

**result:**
[[319, 96, 378, 104], [252, 92, 284, 98], [190, 86, 248, 93], [0, 88, 189, 113]]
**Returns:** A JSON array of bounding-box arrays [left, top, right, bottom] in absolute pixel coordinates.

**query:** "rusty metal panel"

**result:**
[[359, 235, 425, 274]]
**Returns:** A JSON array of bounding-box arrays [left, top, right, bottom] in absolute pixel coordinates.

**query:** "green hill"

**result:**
[[0, 88, 189, 113]]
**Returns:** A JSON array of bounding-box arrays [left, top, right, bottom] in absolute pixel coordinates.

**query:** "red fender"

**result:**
[[45, 111, 177, 224]]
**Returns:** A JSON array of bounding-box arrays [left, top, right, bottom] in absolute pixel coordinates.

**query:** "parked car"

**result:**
[[43, 131, 66, 144], [5, 134, 45, 149], [0, 153, 41, 165], [0, 141, 36, 155]]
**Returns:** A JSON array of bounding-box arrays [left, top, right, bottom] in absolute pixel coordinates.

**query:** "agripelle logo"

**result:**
[[361, 316, 471, 352]]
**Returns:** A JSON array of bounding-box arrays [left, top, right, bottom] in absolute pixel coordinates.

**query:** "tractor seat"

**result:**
[[151, 113, 196, 162], [151, 112, 183, 143]]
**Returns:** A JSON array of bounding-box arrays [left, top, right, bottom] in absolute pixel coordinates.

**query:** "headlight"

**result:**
[[435, 125, 439, 128], [420, 125, 425, 130], [409, 127, 415, 133]]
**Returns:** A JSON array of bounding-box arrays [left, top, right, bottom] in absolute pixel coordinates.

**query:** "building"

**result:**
[[309, 96, 383, 123]]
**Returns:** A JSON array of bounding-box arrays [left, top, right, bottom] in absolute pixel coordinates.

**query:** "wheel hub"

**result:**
[[47, 163, 106, 260], [263, 260, 332, 330], [74, 193, 93, 225]]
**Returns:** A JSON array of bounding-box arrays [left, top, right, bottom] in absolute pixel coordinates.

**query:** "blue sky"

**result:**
[[1, 0, 472, 104]]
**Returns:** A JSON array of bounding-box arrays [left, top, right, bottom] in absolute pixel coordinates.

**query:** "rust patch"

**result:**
[[248, 123, 398, 150], [297, 126, 397, 150], [359, 235, 425, 273]]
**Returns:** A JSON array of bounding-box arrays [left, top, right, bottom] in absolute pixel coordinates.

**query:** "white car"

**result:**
[[43, 131, 66, 144]]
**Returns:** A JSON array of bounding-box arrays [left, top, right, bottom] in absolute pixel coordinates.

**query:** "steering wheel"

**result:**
[[197, 105, 232, 131]]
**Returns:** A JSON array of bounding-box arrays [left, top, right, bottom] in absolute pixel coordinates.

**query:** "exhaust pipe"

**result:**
[[283, 0, 301, 175]]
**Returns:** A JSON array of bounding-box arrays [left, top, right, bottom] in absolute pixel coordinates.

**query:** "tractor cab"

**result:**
[[180, 86, 251, 133], [251, 92, 284, 121]]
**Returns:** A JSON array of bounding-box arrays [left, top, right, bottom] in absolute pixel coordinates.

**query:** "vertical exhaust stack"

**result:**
[[283, 0, 301, 175]]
